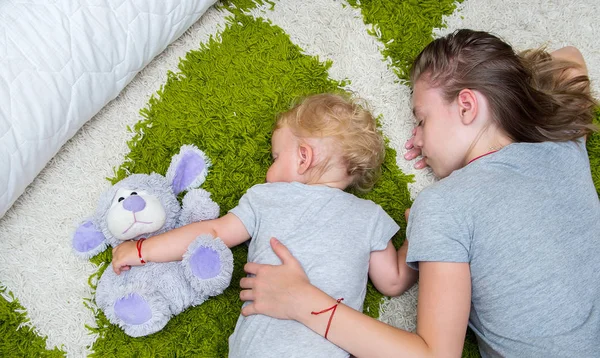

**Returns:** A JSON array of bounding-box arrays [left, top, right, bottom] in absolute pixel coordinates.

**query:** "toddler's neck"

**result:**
[[308, 180, 350, 190], [305, 166, 353, 190]]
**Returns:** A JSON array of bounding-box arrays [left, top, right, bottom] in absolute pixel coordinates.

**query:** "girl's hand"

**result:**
[[404, 128, 427, 169], [112, 240, 142, 275], [240, 237, 310, 321]]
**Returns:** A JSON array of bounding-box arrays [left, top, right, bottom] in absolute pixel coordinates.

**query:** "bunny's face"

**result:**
[[106, 188, 167, 241], [93, 173, 180, 247], [72, 145, 211, 258]]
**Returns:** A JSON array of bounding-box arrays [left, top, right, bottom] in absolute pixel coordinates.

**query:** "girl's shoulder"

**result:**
[[414, 137, 593, 213], [445, 137, 589, 181], [411, 181, 459, 213], [500, 137, 588, 162]]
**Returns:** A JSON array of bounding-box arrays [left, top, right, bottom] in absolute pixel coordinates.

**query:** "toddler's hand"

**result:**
[[404, 128, 427, 169], [112, 240, 142, 275]]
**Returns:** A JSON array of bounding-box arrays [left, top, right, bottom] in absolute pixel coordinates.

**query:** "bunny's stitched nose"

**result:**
[[122, 195, 146, 212]]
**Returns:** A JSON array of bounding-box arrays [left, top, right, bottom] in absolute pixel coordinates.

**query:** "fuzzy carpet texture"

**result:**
[[0, 0, 598, 357]]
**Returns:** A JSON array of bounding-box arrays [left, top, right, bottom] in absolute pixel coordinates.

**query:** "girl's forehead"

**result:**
[[413, 82, 444, 106], [411, 82, 429, 109]]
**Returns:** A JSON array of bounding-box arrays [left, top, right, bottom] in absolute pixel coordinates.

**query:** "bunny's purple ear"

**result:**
[[165, 145, 211, 195]]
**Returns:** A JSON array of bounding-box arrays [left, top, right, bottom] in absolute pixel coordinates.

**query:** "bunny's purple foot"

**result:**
[[114, 293, 152, 325], [183, 234, 233, 297]]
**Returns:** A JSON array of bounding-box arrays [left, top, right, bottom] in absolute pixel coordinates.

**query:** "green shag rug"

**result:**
[[0, 287, 65, 357], [2, 1, 599, 357]]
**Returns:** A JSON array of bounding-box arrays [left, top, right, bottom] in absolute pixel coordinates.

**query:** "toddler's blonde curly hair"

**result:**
[[275, 93, 385, 192]]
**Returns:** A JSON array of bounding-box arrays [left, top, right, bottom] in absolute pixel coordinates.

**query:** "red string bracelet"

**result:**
[[311, 298, 344, 340], [136, 238, 146, 264]]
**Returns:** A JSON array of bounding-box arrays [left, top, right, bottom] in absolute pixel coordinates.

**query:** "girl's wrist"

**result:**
[[291, 284, 348, 341], [292, 283, 337, 323]]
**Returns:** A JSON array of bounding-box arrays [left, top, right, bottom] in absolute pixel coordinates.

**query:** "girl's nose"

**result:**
[[413, 126, 424, 148]]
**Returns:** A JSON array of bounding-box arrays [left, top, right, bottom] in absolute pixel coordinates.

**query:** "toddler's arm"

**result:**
[[368, 239, 418, 297], [111, 213, 250, 274]]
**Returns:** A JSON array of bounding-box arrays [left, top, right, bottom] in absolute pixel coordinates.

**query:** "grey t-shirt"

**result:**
[[407, 139, 600, 357], [228, 182, 399, 358]]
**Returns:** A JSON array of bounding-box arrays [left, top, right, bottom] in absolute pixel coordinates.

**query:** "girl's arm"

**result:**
[[549, 46, 591, 142], [550, 46, 588, 77], [241, 238, 471, 358], [368, 239, 419, 296], [112, 213, 250, 274]]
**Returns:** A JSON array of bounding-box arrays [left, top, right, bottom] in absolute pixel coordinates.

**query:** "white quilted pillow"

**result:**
[[0, 0, 216, 218]]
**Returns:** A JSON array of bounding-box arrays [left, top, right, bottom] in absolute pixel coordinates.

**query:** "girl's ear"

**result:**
[[297, 144, 313, 175], [457, 89, 478, 125]]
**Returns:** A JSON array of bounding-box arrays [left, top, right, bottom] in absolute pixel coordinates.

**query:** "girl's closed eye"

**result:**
[[412, 112, 423, 127]]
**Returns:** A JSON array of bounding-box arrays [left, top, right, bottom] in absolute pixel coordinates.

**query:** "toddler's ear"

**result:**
[[297, 144, 313, 175]]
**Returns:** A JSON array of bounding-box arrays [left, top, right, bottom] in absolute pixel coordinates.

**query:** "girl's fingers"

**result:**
[[239, 277, 254, 289], [241, 302, 258, 317], [404, 147, 421, 160], [239, 288, 255, 302], [244, 262, 262, 275], [244, 239, 298, 275], [239, 236, 308, 321], [269, 237, 295, 265], [414, 158, 427, 169]]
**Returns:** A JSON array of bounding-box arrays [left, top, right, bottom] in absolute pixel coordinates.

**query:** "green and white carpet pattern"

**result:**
[[1, 1, 598, 357]]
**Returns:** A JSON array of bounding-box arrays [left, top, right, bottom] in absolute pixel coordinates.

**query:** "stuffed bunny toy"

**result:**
[[72, 144, 233, 337]]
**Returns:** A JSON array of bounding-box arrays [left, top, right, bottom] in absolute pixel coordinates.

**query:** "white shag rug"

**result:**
[[0, 1, 597, 356]]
